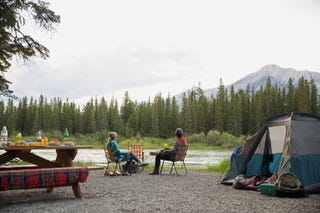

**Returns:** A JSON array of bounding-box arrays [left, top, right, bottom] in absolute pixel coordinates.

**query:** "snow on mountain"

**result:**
[[176, 64, 320, 105]]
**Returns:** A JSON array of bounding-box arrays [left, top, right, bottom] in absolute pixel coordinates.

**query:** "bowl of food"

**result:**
[[48, 139, 61, 146]]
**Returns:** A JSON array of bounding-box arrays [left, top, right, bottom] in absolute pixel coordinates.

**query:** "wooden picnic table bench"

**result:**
[[0, 145, 92, 198], [0, 166, 89, 198]]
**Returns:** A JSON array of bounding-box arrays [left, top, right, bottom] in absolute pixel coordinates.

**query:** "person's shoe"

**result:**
[[139, 162, 149, 167], [149, 170, 160, 175], [121, 170, 129, 176]]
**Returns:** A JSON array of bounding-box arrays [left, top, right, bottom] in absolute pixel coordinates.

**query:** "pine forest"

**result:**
[[0, 77, 318, 145]]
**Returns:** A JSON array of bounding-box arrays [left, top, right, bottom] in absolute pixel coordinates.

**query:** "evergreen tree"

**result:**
[[151, 93, 166, 138], [207, 95, 216, 131], [215, 79, 225, 132], [61, 100, 73, 133], [4, 99, 16, 135], [180, 92, 191, 134], [82, 99, 96, 134], [230, 86, 241, 136], [120, 91, 135, 136], [170, 96, 179, 133], [16, 96, 28, 134], [52, 97, 62, 131], [249, 86, 256, 131], [72, 104, 82, 134], [0, 0, 60, 97], [108, 97, 123, 134], [197, 85, 209, 133], [25, 97, 36, 135], [310, 79, 318, 115], [286, 78, 295, 113], [263, 78, 273, 117], [96, 97, 108, 131], [0, 100, 5, 128], [42, 97, 52, 132], [296, 77, 310, 113], [34, 95, 45, 132], [163, 95, 171, 138], [255, 86, 264, 124]]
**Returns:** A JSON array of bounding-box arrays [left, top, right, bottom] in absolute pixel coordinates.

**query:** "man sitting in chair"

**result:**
[[107, 132, 148, 175], [150, 128, 187, 175]]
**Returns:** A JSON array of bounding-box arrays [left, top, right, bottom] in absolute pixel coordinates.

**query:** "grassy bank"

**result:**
[[15, 130, 243, 151], [78, 137, 233, 151]]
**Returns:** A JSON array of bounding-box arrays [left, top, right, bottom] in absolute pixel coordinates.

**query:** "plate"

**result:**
[[48, 142, 61, 146]]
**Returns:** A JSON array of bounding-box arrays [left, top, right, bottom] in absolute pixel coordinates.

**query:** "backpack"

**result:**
[[275, 172, 306, 197]]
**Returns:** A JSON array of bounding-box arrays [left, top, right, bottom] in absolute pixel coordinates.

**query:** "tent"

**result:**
[[221, 113, 320, 194]]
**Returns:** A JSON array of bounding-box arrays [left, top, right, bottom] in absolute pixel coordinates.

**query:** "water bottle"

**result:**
[[37, 131, 42, 142], [1, 126, 8, 146]]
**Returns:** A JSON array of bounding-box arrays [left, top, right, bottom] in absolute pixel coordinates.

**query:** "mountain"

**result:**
[[175, 64, 320, 105]]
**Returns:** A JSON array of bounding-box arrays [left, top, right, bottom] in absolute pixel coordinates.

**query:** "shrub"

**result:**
[[216, 132, 238, 148], [211, 158, 230, 173], [206, 130, 220, 146], [186, 132, 206, 144]]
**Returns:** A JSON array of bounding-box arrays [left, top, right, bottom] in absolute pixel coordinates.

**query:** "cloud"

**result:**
[[7, 47, 202, 103], [4, 0, 320, 106]]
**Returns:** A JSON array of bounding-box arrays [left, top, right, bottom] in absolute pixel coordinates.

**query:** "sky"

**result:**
[[5, 0, 320, 106]]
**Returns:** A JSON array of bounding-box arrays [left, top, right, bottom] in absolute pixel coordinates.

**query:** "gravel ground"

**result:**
[[0, 169, 319, 213]]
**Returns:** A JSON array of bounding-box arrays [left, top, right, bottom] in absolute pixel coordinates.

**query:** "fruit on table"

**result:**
[[9, 141, 29, 146], [28, 142, 42, 146]]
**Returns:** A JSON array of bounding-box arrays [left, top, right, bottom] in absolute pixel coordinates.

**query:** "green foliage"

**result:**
[[0, 77, 319, 150], [216, 132, 240, 149], [208, 158, 230, 173], [0, 0, 60, 97], [206, 130, 221, 146], [186, 132, 206, 144]]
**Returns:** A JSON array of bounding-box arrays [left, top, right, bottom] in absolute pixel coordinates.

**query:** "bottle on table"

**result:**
[[63, 128, 70, 142], [1, 126, 8, 146], [42, 136, 48, 146], [37, 131, 42, 143], [15, 132, 22, 141]]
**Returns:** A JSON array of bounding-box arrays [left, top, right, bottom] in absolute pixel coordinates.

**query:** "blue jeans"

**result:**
[[124, 151, 140, 171]]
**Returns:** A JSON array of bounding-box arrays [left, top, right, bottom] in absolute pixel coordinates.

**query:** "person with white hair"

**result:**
[[107, 131, 148, 175]]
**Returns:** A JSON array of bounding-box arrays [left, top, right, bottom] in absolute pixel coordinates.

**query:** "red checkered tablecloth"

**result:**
[[0, 167, 89, 191]]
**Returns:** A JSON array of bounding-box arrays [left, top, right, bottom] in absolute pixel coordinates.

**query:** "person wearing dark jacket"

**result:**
[[150, 128, 187, 175]]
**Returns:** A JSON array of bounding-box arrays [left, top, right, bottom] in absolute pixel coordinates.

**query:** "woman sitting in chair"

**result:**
[[107, 132, 148, 175], [150, 128, 187, 175]]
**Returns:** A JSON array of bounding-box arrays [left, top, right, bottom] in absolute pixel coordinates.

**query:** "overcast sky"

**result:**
[[5, 0, 320, 106]]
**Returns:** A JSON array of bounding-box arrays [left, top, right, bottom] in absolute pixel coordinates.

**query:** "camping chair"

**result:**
[[129, 145, 144, 162], [160, 144, 188, 175], [128, 145, 145, 172], [104, 145, 127, 176]]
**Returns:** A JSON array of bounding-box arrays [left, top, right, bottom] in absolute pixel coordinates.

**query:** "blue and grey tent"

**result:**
[[221, 113, 320, 194]]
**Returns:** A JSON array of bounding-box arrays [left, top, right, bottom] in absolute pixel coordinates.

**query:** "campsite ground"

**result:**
[[0, 170, 319, 212]]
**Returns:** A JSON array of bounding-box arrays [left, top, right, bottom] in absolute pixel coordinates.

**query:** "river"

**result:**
[[19, 149, 232, 168]]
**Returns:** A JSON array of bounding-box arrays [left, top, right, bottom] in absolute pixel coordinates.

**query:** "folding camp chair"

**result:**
[[160, 144, 188, 175], [129, 145, 144, 162], [128, 145, 145, 172], [104, 145, 128, 176]]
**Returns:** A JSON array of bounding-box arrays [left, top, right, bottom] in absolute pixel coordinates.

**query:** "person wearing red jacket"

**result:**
[[150, 128, 186, 175]]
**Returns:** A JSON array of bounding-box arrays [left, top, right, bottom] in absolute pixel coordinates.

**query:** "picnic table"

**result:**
[[0, 145, 92, 198], [0, 145, 92, 167]]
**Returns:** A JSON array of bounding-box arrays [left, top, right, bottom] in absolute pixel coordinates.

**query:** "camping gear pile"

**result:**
[[221, 113, 320, 197]]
